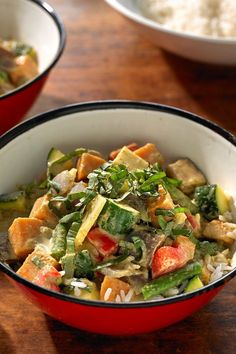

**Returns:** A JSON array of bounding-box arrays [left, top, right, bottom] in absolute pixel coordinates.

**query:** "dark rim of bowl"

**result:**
[[0, 100, 236, 309], [0, 0, 66, 101]]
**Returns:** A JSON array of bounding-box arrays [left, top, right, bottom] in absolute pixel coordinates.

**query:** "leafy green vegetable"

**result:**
[[118, 237, 146, 262], [132, 236, 147, 265], [155, 207, 188, 217], [157, 216, 192, 238], [197, 240, 224, 256], [88, 163, 129, 198], [194, 185, 218, 221], [88, 162, 167, 199], [74, 250, 94, 279], [48, 190, 97, 218], [59, 211, 82, 226], [61, 221, 81, 279]]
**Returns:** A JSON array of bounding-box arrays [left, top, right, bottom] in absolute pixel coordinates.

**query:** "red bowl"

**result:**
[[0, 0, 65, 135], [0, 101, 236, 335]]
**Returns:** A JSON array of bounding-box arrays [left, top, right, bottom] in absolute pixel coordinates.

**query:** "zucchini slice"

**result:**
[[47, 148, 73, 176], [0, 191, 26, 211], [98, 199, 140, 236]]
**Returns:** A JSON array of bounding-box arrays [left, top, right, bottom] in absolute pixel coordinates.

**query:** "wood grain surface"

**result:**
[[0, 1, 236, 353]]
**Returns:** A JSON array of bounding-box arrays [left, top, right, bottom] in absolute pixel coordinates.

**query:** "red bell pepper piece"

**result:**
[[87, 228, 118, 257], [152, 236, 195, 278]]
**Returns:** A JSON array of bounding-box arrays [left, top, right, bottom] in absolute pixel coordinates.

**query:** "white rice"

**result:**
[[115, 294, 121, 303], [138, 0, 236, 38], [163, 287, 179, 297], [104, 287, 112, 301], [124, 288, 134, 302], [71, 280, 87, 288], [103, 287, 134, 302], [74, 287, 81, 297], [205, 248, 234, 283]]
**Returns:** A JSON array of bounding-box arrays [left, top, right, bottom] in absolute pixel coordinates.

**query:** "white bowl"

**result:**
[[1, 100, 236, 195], [105, 0, 236, 65], [0, 0, 65, 134]]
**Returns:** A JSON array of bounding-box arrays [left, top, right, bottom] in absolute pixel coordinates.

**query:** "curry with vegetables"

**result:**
[[0, 142, 235, 302], [0, 39, 38, 95]]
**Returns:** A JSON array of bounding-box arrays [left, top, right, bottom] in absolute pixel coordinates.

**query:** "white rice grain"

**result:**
[[120, 289, 126, 302], [207, 263, 215, 272], [115, 294, 121, 303], [104, 287, 112, 301], [124, 289, 134, 303], [71, 280, 87, 288], [74, 287, 81, 297], [163, 287, 179, 297]]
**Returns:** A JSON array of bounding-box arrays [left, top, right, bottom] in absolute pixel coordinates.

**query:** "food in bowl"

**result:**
[[138, 0, 236, 38], [0, 39, 38, 95], [1, 140, 236, 303]]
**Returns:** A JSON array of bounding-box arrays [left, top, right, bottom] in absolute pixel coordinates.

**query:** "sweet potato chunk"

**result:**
[[134, 143, 164, 166], [100, 276, 132, 302], [29, 194, 58, 227], [8, 217, 44, 259], [17, 248, 59, 281], [76, 153, 106, 180]]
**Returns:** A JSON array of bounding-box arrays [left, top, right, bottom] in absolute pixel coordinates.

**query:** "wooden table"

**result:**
[[0, 1, 236, 353]]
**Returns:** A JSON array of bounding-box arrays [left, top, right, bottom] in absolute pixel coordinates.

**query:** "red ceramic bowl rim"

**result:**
[[0, 100, 236, 309], [0, 0, 66, 101]]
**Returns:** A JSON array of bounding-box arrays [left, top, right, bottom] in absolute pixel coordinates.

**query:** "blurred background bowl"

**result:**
[[105, 0, 236, 66], [0, 101, 236, 335], [0, 0, 65, 135]]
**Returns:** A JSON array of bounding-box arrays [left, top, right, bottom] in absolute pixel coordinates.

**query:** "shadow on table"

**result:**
[[44, 297, 234, 354], [0, 325, 15, 354], [162, 51, 236, 134]]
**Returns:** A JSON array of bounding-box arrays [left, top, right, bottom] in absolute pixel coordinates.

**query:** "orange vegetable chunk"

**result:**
[[29, 194, 58, 227], [8, 217, 44, 259], [134, 143, 164, 165], [17, 248, 59, 281], [109, 143, 139, 160], [148, 185, 174, 226], [76, 153, 106, 180], [100, 276, 132, 302]]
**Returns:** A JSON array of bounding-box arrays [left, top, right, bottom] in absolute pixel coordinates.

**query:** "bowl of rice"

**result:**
[[105, 0, 236, 65], [0, 100, 236, 335]]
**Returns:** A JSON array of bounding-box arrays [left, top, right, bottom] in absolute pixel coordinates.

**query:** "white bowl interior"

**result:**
[[0, 0, 61, 72], [0, 106, 236, 198]]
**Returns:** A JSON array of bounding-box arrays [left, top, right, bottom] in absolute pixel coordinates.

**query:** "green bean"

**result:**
[[141, 262, 202, 300], [50, 223, 67, 261], [165, 182, 198, 214]]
